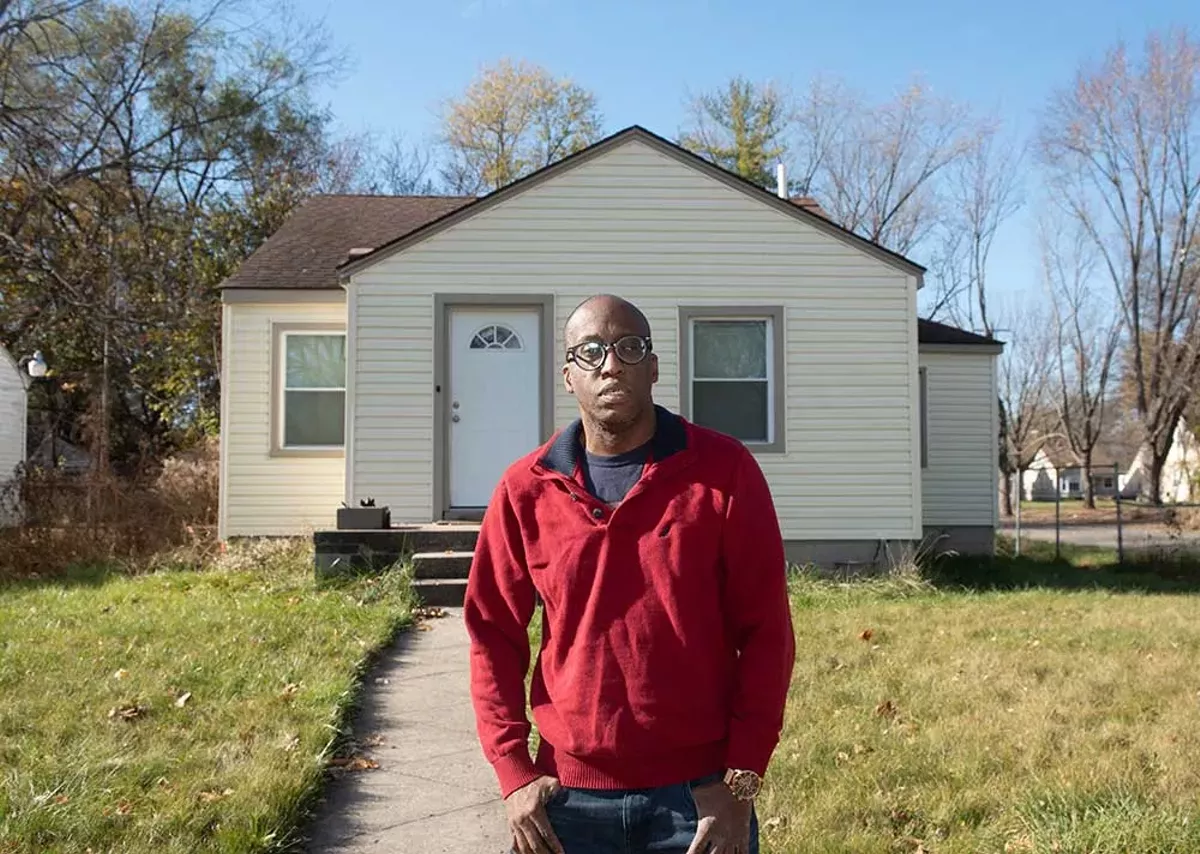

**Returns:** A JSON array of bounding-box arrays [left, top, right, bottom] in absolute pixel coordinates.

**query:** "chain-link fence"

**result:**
[[1004, 465, 1200, 562]]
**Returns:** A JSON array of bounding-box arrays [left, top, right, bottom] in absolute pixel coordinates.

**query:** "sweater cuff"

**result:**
[[725, 729, 776, 778], [492, 747, 542, 799]]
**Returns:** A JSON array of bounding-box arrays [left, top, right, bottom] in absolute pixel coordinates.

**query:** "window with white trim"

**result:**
[[281, 332, 346, 448], [690, 317, 774, 443]]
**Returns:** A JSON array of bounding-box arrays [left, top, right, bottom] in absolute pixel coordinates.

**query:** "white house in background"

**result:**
[[1122, 418, 1199, 503], [1021, 435, 1137, 501], [217, 125, 1004, 565], [0, 345, 29, 525]]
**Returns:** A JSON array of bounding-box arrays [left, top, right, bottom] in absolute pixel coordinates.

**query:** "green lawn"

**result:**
[[524, 541, 1200, 854], [0, 539, 415, 854], [758, 544, 1200, 854]]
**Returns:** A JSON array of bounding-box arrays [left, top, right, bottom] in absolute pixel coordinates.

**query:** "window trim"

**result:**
[[270, 322, 346, 458], [678, 306, 786, 454]]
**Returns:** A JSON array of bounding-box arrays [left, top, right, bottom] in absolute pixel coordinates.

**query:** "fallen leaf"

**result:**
[[362, 734, 386, 747], [175, 692, 192, 708], [108, 703, 145, 721], [198, 788, 234, 803], [281, 734, 301, 752], [280, 683, 299, 698], [115, 800, 133, 816], [53, 794, 69, 805], [329, 756, 379, 771], [858, 629, 874, 642], [286, 596, 301, 606], [113, 668, 128, 680], [762, 816, 784, 831], [874, 700, 898, 720]]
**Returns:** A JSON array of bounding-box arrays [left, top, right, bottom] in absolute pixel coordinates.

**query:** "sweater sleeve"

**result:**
[[462, 478, 542, 798], [721, 448, 797, 777]]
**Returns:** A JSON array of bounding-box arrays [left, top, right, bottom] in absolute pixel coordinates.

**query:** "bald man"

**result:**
[[464, 294, 796, 854]]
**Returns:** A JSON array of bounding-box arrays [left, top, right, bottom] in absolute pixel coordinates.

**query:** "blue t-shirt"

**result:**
[[580, 442, 650, 505]]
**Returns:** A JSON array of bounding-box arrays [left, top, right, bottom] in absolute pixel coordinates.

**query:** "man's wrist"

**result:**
[[723, 767, 764, 801]]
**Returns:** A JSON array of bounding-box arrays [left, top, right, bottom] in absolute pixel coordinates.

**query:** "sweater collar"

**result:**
[[539, 404, 688, 477]]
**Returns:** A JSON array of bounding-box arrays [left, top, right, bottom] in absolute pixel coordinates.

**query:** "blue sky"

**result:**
[[292, 0, 1198, 319]]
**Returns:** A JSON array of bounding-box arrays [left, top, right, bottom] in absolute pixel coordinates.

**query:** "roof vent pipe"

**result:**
[[776, 163, 787, 199]]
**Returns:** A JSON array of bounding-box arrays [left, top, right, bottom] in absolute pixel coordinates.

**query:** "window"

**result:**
[[279, 330, 346, 450], [679, 307, 785, 452], [470, 324, 523, 350], [919, 367, 928, 468]]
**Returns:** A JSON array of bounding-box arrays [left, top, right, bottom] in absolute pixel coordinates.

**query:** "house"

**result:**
[[217, 125, 1004, 566], [1021, 434, 1136, 501], [1121, 418, 1199, 503], [0, 345, 28, 525]]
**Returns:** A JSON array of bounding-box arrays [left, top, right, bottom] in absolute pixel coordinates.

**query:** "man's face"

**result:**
[[562, 300, 658, 430]]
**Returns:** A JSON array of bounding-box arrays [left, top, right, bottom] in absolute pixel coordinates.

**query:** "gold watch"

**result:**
[[723, 768, 763, 801]]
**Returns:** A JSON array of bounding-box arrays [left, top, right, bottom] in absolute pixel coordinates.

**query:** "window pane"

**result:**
[[693, 380, 768, 442], [286, 335, 345, 389], [694, 320, 766, 379], [285, 390, 345, 446]]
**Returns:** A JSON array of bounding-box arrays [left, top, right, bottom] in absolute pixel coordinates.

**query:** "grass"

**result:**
[[521, 542, 1200, 853], [0, 539, 416, 854], [756, 545, 1200, 854]]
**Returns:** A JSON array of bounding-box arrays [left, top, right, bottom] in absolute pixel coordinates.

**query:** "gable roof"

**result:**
[[219, 195, 470, 290], [917, 318, 1002, 347], [336, 125, 927, 282]]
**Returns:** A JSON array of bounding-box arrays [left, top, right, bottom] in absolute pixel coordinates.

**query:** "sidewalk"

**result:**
[[304, 608, 511, 854]]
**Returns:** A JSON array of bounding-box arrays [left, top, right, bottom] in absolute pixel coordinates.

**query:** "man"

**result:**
[[463, 294, 795, 854]]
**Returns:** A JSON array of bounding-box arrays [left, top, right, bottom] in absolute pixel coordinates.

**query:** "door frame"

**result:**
[[433, 294, 556, 520]]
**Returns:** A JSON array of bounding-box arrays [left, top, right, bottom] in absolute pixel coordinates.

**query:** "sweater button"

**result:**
[[591, 507, 603, 519]]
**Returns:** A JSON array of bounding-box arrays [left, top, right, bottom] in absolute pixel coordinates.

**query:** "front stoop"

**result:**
[[315, 524, 480, 607]]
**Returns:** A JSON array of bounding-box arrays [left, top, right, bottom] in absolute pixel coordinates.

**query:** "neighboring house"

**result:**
[[1122, 418, 1199, 503], [1021, 435, 1136, 501], [0, 345, 28, 525], [217, 125, 1004, 565]]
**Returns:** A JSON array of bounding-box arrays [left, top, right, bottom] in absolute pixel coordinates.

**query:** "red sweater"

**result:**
[[463, 407, 796, 798]]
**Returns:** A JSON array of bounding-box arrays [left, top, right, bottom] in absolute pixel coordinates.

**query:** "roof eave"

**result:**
[[335, 125, 928, 281]]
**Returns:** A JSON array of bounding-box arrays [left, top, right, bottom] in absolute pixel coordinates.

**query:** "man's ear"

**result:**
[[650, 353, 659, 385], [563, 364, 574, 395]]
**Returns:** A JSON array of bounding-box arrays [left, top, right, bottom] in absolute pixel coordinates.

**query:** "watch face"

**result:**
[[728, 770, 762, 800]]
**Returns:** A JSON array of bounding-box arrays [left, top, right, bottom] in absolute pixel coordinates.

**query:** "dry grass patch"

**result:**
[[758, 572, 1200, 853], [0, 539, 414, 853]]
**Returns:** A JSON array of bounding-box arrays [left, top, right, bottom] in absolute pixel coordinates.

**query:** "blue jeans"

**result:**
[[538, 773, 760, 854]]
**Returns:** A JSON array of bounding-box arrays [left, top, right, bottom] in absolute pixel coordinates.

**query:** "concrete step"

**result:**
[[412, 551, 474, 580], [411, 578, 469, 608]]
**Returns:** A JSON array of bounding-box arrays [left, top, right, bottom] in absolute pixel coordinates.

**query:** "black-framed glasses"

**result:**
[[566, 335, 653, 371]]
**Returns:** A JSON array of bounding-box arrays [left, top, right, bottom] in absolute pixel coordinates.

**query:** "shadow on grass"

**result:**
[[0, 561, 121, 592], [927, 537, 1200, 595]]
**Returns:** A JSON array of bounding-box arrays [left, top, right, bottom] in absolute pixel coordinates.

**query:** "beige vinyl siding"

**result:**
[[352, 138, 922, 540], [220, 301, 346, 538], [0, 351, 25, 525], [920, 349, 999, 527]]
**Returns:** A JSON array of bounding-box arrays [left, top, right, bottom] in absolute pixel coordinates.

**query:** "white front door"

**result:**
[[449, 308, 541, 508]]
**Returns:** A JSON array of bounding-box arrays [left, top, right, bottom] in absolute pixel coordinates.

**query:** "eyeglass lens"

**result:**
[[573, 336, 648, 368]]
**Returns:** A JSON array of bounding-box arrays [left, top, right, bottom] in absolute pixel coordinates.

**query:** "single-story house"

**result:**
[[0, 344, 27, 525], [1021, 435, 1136, 501], [1122, 418, 1199, 503], [217, 125, 1004, 565]]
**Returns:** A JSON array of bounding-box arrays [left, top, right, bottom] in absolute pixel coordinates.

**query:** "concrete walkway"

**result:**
[[304, 608, 511, 854]]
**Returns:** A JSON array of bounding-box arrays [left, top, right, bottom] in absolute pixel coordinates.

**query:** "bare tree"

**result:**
[[439, 58, 602, 195], [797, 78, 980, 257], [1041, 211, 1123, 508], [996, 295, 1056, 517], [1038, 28, 1200, 503]]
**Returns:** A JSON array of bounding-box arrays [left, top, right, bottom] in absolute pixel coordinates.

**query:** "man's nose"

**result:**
[[599, 346, 624, 376]]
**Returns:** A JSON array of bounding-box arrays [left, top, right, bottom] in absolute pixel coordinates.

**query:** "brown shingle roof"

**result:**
[[220, 195, 470, 290], [918, 318, 1002, 346]]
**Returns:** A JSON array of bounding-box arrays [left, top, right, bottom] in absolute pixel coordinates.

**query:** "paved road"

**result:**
[[304, 609, 511, 854], [1002, 521, 1200, 552]]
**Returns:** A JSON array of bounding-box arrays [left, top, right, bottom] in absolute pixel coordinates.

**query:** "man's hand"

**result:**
[[686, 780, 753, 854], [505, 775, 565, 854]]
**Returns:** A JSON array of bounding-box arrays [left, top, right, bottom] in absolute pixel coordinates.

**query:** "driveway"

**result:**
[[1002, 520, 1200, 553]]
